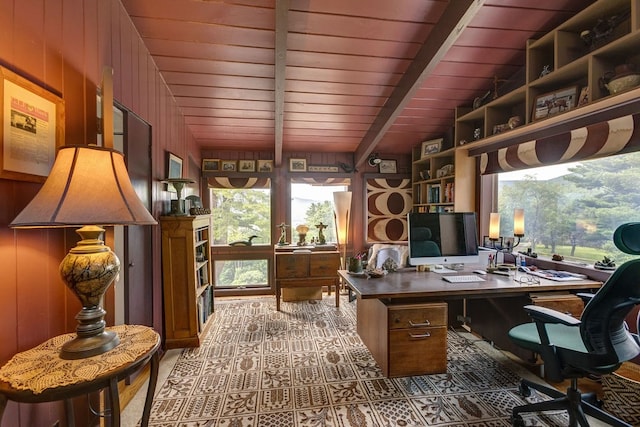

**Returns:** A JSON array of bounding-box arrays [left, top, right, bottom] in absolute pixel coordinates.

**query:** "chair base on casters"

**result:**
[[511, 378, 632, 427]]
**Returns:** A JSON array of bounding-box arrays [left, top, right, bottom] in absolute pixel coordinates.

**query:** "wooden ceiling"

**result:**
[[121, 0, 593, 167]]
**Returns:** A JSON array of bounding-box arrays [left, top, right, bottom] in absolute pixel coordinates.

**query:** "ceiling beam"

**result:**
[[353, 0, 482, 168], [274, 0, 288, 167]]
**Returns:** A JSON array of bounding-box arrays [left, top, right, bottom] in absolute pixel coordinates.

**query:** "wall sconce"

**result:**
[[333, 191, 352, 269], [10, 145, 157, 359]]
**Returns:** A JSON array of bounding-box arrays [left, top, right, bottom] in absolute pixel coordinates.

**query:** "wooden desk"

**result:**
[[0, 325, 160, 427], [274, 249, 341, 311], [340, 268, 601, 377]]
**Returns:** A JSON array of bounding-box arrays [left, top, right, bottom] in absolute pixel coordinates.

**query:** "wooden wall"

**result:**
[[0, 0, 198, 425]]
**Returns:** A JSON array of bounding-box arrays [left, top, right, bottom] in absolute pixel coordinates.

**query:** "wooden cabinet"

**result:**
[[160, 215, 214, 348], [454, 0, 640, 145], [358, 298, 448, 377], [274, 249, 340, 311]]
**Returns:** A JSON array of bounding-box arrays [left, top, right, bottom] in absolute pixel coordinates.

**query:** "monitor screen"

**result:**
[[407, 212, 479, 266]]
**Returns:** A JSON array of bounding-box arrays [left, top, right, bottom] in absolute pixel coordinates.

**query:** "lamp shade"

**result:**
[[489, 212, 500, 240], [10, 145, 157, 228], [333, 191, 352, 246], [513, 208, 525, 237]]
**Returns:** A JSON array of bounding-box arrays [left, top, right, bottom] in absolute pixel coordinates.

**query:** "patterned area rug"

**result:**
[[143, 295, 571, 426]]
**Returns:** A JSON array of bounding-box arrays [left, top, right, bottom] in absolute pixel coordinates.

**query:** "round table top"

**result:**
[[0, 324, 159, 395]]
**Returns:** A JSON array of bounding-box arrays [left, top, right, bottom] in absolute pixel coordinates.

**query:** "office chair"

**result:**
[[508, 222, 640, 427], [411, 227, 441, 256]]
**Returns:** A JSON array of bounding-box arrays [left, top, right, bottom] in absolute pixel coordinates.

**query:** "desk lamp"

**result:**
[[488, 209, 525, 268], [333, 191, 352, 269], [10, 145, 157, 359]]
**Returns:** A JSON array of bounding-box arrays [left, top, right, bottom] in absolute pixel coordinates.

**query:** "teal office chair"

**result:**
[[508, 222, 640, 427]]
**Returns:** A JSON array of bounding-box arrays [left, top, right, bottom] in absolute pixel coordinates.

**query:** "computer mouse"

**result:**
[[472, 269, 487, 275]]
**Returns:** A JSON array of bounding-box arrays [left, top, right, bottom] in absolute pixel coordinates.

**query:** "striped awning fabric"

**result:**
[[480, 113, 640, 175], [206, 176, 271, 189]]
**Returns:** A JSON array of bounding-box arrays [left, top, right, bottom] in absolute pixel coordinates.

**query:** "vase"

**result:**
[[348, 257, 363, 273]]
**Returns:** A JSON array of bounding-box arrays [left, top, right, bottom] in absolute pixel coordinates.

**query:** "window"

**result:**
[[496, 151, 640, 265], [209, 184, 271, 290], [210, 187, 271, 245], [290, 182, 348, 244]]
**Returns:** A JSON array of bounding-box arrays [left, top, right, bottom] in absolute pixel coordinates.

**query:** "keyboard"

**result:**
[[442, 275, 485, 283]]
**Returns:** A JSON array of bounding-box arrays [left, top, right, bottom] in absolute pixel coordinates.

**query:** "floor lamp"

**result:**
[[10, 145, 157, 359], [333, 191, 352, 270]]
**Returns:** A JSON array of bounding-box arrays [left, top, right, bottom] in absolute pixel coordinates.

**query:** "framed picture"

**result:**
[[221, 160, 237, 172], [532, 85, 579, 121], [202, 158, 219, 172], [1, 66, 65, 182], [378, 159, 397, 174], [257, 159, 273, 172], [168, 152, 183, 178], [289, 158, 307, 172], [238, 159, 256, 172], [308, 165, 339, 172], [482, 236, 503, 249], [420, 138, 443, 159]]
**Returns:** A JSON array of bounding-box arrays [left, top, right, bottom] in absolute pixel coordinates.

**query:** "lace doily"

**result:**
[[0, 324, 159, 394]]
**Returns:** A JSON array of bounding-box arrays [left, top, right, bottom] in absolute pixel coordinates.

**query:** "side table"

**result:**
[[0, 324, 160, 427]]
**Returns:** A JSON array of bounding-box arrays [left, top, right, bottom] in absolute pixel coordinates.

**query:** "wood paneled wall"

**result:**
[[0, 0, 198, 425]]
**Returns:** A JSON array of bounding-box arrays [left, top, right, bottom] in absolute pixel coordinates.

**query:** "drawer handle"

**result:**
[[408, 332, 431, 339], [408, 320, 430, 327]]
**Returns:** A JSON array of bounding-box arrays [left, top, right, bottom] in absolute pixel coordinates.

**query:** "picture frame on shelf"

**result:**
[[201, 158, 219, 173], [238, 159, 256, 172], [378, 159, 397, 174], [1, 66, 65, 182], [482, 236, 503, 249], [308, 165, 339, 172], [420, 138, 443, 159], [257, 159, 273, 172], [289, 158, 307, 172], [169, 152, 184, 178], [532, 85, 579, 121], [221, 160, 237, 172]]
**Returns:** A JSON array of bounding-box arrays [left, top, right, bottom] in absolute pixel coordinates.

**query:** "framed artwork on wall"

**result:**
[[238, 159, 256, 172], [420, 138, 443, 159], [221, 160, 237, 172], [532, 85, 579, 121], [201, 158, 219, 173], [257, 159, 273, 172], [168, 152, 184, 178], [378, 159, 397, 174], [289, 158, 307, 172], [0, 66, 65, 182]]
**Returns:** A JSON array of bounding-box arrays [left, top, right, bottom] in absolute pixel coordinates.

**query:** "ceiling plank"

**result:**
[[353, 0, 478, 167]]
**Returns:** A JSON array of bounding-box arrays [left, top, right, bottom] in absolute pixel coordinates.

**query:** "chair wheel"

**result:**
[[518, 382, 531, 397], [511, 414, 525, 427]]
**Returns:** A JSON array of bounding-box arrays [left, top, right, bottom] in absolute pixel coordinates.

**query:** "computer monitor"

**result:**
[[407, 211, 479, 266]]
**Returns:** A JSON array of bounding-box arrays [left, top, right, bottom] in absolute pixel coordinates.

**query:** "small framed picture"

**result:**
[[202, 158, 219, 172], [378, 159, 397, 174], [168, 152, 184, 178], [532, 85, 579, 121], [289, 158, 307, 172], [482, 236, 503, 249], [221, 160, 237, 172], [238, 160, 256, 172], [257, 159, 274, 172], [420, 138, 443, 159]]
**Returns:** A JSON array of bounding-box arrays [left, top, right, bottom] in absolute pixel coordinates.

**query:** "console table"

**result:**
[[340, 268, 601, 377], [274, 248, 341, 311], [0, 324, 160, 427]]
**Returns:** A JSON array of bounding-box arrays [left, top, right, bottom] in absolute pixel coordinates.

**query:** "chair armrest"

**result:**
[[523, 305, 581, 326]]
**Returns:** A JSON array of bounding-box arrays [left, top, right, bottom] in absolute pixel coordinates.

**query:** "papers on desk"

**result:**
[[527, 269, 587, 281]]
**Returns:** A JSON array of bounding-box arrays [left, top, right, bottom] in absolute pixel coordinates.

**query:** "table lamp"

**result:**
[[10, 145, 157, 359], [333, 191, 352, 269]]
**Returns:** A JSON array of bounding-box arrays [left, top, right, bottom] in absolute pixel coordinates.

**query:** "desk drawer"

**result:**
[[309, 253, 340, 276], [276, 254, 309, 278], [389, 326, 447, 376], [388, 302, 447, 330]]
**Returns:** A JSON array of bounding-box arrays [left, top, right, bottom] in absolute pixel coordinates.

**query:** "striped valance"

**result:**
[[206, 176, 271, 189], [480, 113, 640, 175], [291, 177, 351, 186]]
